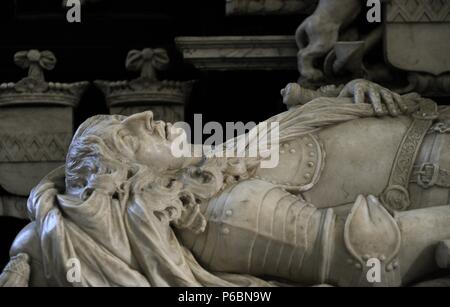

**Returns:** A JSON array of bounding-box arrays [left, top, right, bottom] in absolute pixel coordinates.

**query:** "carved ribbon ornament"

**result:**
[[125, 48, 170, 82], [13, 50, 57, 93]]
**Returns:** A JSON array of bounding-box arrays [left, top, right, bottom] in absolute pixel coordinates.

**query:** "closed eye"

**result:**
[[118, 129, 139, 152], [123, 135, 138, 151]]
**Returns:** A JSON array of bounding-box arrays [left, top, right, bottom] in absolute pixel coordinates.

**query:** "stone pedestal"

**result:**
[[96, 48, 193, 122], [0, 196, 27, 220], [385, 0, 450, 96], [0, 106, 74, 196], [0, 50, 88, 218]]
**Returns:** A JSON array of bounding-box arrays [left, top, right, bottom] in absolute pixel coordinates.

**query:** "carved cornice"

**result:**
[[175, 36, 297, 71], [0, 50, 89, 108], [225, 0, 317, 16], [95, 48, 194, 107]]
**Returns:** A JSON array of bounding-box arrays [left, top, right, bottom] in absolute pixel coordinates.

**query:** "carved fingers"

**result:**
[[339, 79, 407, 117]]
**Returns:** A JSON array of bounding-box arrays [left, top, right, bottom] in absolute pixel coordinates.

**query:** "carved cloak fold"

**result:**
[[26, 167, 276, 286]]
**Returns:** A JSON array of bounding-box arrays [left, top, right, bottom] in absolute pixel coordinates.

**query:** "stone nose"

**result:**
[[122, 111, 155, 131]]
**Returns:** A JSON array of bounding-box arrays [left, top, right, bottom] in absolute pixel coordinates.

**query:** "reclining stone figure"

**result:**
[[1, 79, 450, 287]]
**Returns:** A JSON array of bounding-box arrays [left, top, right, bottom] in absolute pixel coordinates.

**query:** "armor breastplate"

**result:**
[[303, 116, 413, 208], [254, 133, 324, 192], [177, 179, 322, 284]]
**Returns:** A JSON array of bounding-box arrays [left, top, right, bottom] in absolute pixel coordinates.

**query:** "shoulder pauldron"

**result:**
[[255, 133, 324, 192]]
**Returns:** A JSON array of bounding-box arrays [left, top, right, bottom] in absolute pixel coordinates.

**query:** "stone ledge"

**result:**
[[0, 196, 28, 220], [175, 36, 297, 71], [225, 0, 316, 16]]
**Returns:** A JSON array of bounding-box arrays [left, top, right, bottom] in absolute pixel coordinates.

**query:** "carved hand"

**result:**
[[339, 79, 408, 117], [172, 191, 207, 234]]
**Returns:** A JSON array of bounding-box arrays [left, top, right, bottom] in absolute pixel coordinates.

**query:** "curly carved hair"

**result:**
[[64, 113, 260, 232]]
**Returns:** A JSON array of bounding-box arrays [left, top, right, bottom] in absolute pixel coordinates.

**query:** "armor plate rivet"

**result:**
[[355, 263, 362, 270], [304, 173, 311, 179], [221, 227, 230, 235], [290, 149, 296, 154], [308, 162, 314, 167], [386, 264, 393, 272], [307, 143, 313, 147], [225, 210, 233, 217]]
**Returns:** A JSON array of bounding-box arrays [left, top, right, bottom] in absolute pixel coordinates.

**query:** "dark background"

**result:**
[[0, 0, 303, 128]]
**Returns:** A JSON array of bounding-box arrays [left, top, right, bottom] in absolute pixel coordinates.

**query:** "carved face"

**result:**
[[66, 112, 194, 197], [116, 111, 186, 171]]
